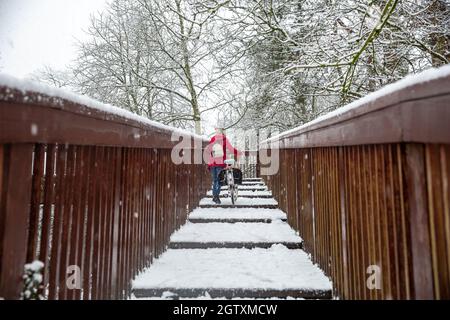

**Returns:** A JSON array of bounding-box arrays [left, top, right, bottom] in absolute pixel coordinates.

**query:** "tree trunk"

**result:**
[[176, 0, 202, 135]]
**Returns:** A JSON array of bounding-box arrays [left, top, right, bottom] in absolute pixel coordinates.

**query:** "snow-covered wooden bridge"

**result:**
[[1, 66, 450, 300], [132, 178, 332, 299]]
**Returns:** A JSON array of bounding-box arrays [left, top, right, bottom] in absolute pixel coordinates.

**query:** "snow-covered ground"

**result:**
[[132, 245, 331, 291], [170, 221, 302, 244], [189, 207, 286, 221]]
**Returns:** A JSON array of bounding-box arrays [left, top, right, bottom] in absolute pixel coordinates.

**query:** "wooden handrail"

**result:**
[[0, 86, 206, 149], [261, 66, 450, 148]]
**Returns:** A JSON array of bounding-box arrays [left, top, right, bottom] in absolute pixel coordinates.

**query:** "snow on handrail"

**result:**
[[261, 64, 450, 147], [0, 73, 208, 142]]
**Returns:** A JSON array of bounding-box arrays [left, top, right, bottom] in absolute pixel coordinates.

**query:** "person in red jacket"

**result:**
[[205, 127, 241, 204]]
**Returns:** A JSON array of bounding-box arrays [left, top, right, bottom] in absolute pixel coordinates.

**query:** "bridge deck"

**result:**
[[132, 178, 332, 300]]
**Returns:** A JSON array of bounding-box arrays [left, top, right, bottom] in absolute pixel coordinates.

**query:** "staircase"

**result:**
[[132, 178, 332, 299]]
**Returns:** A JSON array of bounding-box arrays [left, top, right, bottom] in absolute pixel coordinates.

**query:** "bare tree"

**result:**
[[69, 0, 246, 134], [30, 65, 75, 89], [220, 0, 450, 133]]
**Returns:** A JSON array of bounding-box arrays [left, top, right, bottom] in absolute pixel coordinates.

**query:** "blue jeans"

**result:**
[[210, 166, 222, 197]]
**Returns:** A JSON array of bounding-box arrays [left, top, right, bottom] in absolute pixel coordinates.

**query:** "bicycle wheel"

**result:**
[[230, 186, 235, 205], [231, 185, 238, 204]]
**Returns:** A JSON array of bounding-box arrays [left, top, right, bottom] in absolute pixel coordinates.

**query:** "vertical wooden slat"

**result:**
[[82, 146, 97, 299], [38, 144, 56, 298], [441, 146, 450, 297], [110, 147, 122, 299], [59, 145, 76, 300], [0, 145, 4, 283], [48, 145, 67, 300], [67, 146, 83, 299], [27, 144, 45, 262], [72, 146, 88, 300], [425, 144, 450, 299]]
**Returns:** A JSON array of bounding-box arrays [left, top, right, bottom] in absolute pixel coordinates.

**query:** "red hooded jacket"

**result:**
[[205, 134, 241, 168]]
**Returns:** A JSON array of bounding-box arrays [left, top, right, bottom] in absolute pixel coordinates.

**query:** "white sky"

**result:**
[[0, 0, 109, 77], [0, 0, 222, 136]]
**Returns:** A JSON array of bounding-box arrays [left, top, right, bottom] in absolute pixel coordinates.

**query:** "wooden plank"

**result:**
[[58, 145, 76, 299], [425, 144, 450, 299], [110, 147, 122, 299], [259, 78, 450, 149], [71, 146, 88, 300], [48, 145, 67, 300], [27, 144, 45, 262], [198, 204, 278, 209], [38, 144, 56, 299], [441, 145, 450, 300], [0, 145, 4, 284], [0, 90, 206, 150], [0, 144, 34, 299], [188, 218, 287, 224], [338, 146, 349, 299]]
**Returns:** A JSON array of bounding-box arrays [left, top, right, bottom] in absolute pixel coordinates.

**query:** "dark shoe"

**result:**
[[212, 195, 221, 204]]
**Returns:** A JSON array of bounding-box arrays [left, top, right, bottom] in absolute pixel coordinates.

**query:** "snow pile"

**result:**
[[132, 245, 332, 291], [21, 260, 44, 300], [0, 73, 207, 141], [264, 64, 450, 144], [170, 222, 302, 243]]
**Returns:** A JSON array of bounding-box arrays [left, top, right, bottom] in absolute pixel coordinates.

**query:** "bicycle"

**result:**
[[223, 159, 239, 204]]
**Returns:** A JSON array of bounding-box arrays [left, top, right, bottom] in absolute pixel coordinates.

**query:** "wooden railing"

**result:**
[[260, 68, 450, 300], [0, 85, 209, 299]]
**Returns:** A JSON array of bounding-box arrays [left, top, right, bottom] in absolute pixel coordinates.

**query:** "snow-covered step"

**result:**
[[206, 190, 272, 198], [188, 207, 287, 223], [199, 197, 278, 209], [241, 181, 265, 186], [132, 246, 332, 299], [242, 178, 263, 182], [169, 221, 302, 249]]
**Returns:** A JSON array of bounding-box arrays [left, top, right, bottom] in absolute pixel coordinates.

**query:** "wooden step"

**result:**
[[242, 178, 263, 182], [207, 190, 272, 198], [199, 204, 278, 209], [205, 194, 272, 199], [241, 181, 265, 186], [221, 186, 267, 191], [199, 197, 278, 209], [133, 287, 332, 300], [169, 241, 303, 249], [169, 222, 302, 249], [188, 208, 287, 224]]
